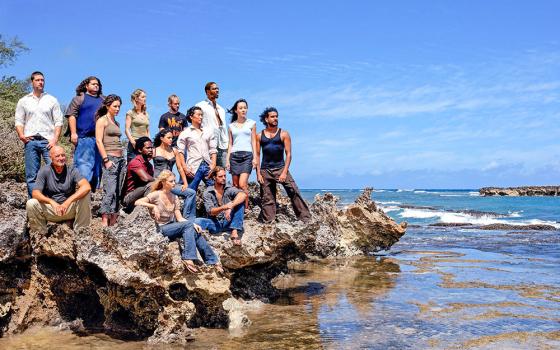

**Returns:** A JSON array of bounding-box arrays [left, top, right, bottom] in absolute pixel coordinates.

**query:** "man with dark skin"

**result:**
[[122, 137, 155, 209], [26, 146, 92, 233], [256, 107, 311, 223], [196, 82, 228, 167]]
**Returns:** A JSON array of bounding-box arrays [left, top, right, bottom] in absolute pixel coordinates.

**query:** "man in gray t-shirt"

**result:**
[[26, 146, 92, 233]]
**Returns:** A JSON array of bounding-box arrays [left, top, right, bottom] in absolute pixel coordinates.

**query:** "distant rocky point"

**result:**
[[479, 186, 560, 197]]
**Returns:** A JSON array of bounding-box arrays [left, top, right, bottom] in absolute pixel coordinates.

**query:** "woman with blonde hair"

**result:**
[[135, 170, 222, 273], [125, 88, 150, 163], [95, 94, 126, 226]]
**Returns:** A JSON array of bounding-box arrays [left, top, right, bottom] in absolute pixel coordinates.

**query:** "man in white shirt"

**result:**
[[177, 106, 217, 191], [15, 71, 64, 197], [195, 82, 228, 167]]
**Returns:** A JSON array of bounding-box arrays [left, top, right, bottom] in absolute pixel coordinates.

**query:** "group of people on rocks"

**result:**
[[15, 71, 312, 273]]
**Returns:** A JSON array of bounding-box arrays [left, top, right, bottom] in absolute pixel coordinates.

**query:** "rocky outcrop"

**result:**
[[477, 223, 558, 231], [479, 186, 560, 196], [0, 183, 406, 343]]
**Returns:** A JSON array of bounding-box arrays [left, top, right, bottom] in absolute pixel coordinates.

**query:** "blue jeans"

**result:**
[[188, 161, 214, 191], [171, 186, 197, 220], [74, 136, 102, 189], [24, 139, 50, 197], [159, 220, 218, 264], [196, 203, 245, 234]]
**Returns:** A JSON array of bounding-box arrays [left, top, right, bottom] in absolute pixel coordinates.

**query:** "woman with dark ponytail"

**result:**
[[95, 94, 126, 226], [226, 99, 256, 211]]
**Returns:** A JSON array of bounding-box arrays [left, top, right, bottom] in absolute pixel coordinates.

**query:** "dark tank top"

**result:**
[[153, 156, 176, 177], [260, 128, 285, 170]]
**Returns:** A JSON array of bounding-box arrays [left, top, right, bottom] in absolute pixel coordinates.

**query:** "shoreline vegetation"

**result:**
[[479, 186, 560, 197]]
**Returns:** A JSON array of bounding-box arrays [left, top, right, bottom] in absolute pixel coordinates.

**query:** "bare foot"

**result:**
[[182, 260, 199, 273], [213, 263, 224, 274]]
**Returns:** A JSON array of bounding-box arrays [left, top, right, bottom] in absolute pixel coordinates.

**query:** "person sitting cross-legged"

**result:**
[[135, 170, 221, 273], [26, 146, 92, 233], [197, 166, 246, 246]]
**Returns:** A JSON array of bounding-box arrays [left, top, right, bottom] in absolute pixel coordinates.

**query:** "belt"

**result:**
[[30, 134, 47, 141]]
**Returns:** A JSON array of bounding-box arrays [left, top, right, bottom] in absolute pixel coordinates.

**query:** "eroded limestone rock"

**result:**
[[0, 183, 405, 343]]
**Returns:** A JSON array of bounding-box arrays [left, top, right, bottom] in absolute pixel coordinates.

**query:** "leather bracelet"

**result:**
[[103, 157, 110, 163]]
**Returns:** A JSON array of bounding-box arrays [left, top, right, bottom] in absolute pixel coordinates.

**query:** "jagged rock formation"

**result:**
[[0, 182, 406, 343], [479, 186, 560, 196]]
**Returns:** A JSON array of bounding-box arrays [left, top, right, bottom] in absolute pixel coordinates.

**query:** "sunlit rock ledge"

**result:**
[[479, 186, 560, 196], [0, 181, 406, 344]]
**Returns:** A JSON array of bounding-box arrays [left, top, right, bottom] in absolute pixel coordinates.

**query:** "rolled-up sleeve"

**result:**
[[225, 187, 242, 202], [207, 129, 217, 155], [203, 190, 217, 215], [177, 132, 186, 154], [52, 98, 64, 127], [14, 99, 25, 127]]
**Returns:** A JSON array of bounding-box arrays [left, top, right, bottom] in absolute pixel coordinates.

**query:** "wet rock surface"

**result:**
[[480, 186, 560, 196], [0, 183, 405, 343]]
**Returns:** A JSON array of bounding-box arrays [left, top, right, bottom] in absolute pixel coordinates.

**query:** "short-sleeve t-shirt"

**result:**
[[34, 165, 84, 204], [126, 110, 150, 140], [230, 118, 256, 153], [145, 190, 180, 225], [125, 154, 154, 194], [158, 112, 187, 146], [65, 94, 104, 137]]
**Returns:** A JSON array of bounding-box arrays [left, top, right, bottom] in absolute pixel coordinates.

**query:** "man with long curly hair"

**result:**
[[65, 76, 104, 189]]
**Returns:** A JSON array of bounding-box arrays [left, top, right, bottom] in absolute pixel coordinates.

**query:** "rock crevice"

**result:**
[[0, 182, 406, 343]]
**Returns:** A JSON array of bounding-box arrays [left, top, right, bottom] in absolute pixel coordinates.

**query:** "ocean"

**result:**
[[2, 189, 559, 349]]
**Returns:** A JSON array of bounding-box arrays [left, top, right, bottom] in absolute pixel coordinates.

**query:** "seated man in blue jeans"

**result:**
[[198, 167, 246, 245]]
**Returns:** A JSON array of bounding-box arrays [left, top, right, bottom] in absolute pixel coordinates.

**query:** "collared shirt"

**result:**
[[15, 92, 64, 139], [203, 184, 242, 221], [177, 126, 217, 173], [196, 99, 228, 149]]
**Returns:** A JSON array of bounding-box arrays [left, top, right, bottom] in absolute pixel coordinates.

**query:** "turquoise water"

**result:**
[[2, 189, 559, 349], [302, 189, 560, 227]]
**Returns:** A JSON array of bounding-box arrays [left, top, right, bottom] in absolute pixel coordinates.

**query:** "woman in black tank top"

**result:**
[[153, 129, 188, 187]]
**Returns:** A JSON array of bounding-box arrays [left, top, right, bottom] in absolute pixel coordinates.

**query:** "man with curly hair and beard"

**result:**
[[65, 76, 105, 189]]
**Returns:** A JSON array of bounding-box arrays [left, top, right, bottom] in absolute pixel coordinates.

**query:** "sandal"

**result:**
[[213, 263, 224, 274], [182, 260, 199, 273]]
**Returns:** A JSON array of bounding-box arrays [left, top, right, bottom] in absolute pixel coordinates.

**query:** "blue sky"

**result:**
[[2, 0, 559, 188]]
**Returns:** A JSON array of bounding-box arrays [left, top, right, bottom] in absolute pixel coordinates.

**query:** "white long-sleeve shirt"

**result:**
[[196, 99, 228, 150], [177, 126, 217, 173], [15, 92, 63, 139]]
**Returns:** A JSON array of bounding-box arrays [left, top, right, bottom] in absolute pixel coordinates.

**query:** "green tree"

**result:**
[[0, 35, 73, 182], [0, 35, 30, 181]]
